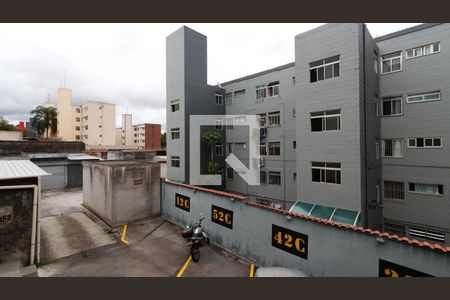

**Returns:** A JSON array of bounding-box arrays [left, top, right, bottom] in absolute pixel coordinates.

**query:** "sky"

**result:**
[[0, 23, 421, 131]]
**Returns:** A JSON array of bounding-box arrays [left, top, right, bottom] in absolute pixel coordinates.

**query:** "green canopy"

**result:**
[[289, 201, 361, 226]]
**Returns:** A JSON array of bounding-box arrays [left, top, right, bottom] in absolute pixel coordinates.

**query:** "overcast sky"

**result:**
[[0, 23, 421, 131]]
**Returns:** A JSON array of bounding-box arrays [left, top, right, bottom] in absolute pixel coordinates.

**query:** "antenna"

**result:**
[[63, 69, 66, 88]]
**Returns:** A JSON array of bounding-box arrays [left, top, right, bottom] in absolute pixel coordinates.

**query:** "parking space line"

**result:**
[[249, 263, 255, 277], [121, 224, 129, 245], [176, 256, 192, 277]]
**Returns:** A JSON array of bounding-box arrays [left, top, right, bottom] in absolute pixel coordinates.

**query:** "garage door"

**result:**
[[67, 164, 82, 188], [40, 165, 66, 190]]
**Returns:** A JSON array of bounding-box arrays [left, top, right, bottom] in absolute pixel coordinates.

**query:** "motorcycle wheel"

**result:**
[[191, 244, 200, 262]]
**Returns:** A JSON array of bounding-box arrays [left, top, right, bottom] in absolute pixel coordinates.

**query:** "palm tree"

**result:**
[[30, 106, 58, 139]]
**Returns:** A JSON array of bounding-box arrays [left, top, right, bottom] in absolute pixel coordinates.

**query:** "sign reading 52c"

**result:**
[[272, 224, 308, 260], [175, 193, 190, 212], [211, 205, 233, 229]]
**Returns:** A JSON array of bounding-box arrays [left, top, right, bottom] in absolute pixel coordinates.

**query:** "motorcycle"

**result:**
[[181, 215, 210, 262]]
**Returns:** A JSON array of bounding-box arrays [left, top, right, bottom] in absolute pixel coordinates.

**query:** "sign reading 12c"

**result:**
[[211, 205, 233, 229], [175, 193, 190, 212], [272, 224, 308, 260]]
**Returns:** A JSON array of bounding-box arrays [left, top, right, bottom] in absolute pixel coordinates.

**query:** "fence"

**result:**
[[161, 180, 450, 277]]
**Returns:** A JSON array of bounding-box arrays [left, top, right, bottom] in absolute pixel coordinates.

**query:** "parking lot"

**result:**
[[38, 189, 250, 277]]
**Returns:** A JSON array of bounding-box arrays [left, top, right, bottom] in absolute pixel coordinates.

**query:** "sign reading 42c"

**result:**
[[272, 224, 308, 260]]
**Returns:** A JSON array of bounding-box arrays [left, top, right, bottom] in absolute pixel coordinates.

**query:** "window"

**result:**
[[233, 89, 246, 97], [258, 144, 267, 156], [406, 42, 440, 59], [381, 51, 402, 74], [215, 94, 223, 105], [75, 126, 80, 131], [376, 139, 380, 160], [83, 115, 88, 120], [382, 139, 403, 157], [267, 81, 279, 97], [267, 111, 281, 127], [235, 143, 247, 150], [382, 97, 402, 116], [310, 55, 340, 83], [258, 113, 267, 127], [75, 135, 80, 140], [407, 91, 441, 103], [409, 182, 443, 195], [408, 137, 442, 148], [215, 119, 223, 130], [75, 117, 80, 122], [215, 143, 223, 156], [171, 100, 180, 112], [311, 162, 341, 184], [256, 84, 266, 101], [171, 128, 180, 140], [83, 134, 88, 139], [227, 167, 234, 180], [83, 106, 88, 111], [227, 143, 233, 153], [310, 109, 341, 132], [409, 228, 445, 243], [293, 172, 297, 181], [293, 141, 296, 149], [384, 180, 404, 200], [99, 125, 102, 128], [75, 108, 81, 113], [268, 142, 280, 156], [171, 156, 180, 168], [268, 171, 281, 185], [293, 108, 296, 117], [260, 171, 267, 184], [225, 92, 233, 104], [84, 125, 88, 130]]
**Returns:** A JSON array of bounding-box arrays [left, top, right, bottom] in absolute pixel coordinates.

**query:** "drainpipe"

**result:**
[[362, 24, 369, 228], [0, 184, 38, 266]]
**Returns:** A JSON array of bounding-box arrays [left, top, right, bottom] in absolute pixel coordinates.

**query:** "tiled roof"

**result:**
[[162, 180, 450, 253], [163, 179, 247, 200], [247, 202, 450, 253]]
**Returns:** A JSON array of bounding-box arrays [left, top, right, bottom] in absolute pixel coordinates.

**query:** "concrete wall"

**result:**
[[0, 141, 84, 156], [161, 181, 450, 277], [82, 160, 160, 227], [0, 131, 23, 141]]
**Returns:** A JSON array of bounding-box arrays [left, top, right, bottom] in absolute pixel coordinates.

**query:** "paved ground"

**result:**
[[38, 188, 249, 277]]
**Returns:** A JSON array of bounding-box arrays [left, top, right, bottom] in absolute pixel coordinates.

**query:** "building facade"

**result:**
[[132, 123, 161, 150], [166, 24, 450, 245]]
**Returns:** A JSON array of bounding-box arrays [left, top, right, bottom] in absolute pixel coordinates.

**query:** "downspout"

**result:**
[[0, 184, 38, 266], [362, 25, 369, 228], [36, 176, 42, 264]]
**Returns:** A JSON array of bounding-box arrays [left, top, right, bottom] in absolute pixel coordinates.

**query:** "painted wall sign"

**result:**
[[272, 224, 308, 259], [379, 259, 432, 277], [211, 205, 233, 229], [175, 193, 190, 212], [0, 206, 13, 223]]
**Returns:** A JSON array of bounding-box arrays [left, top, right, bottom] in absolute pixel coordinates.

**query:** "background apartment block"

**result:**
[[115, 113, 162, 150], [166, 23, 450, 245]]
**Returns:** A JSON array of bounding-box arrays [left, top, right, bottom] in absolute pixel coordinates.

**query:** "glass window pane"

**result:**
[[312, 169, 321, 182], [325, 169, 336, 183], [310, 69, 317, 83], [382, 60, 391, 73], [414, 47, 422, 56], [391, 58, 401, 71], [317, 67, 324, 81], [406, 49, 414, 58], [433, 138, 441, 147], [393, 99, 401, 114], [383, 101, 391, 115], [325, 64, 333, 79], [326, 162, 341, 168], [333, 63, 340, 77], [336, 171, 341, 184], [433, 43, 440, 52], [424, 45, 431, 54], [324, 55, 339, 64], [311, 118, 323, 132], [417, 138, 424, 147], [408, 139, 416, 147], [425, 138, 433, 147], [325, 116, 339, 131], [311, 162, 326, 167]]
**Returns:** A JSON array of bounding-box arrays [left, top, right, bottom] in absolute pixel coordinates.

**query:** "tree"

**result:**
[[30, 106, 58, 139], [201, 131, 221, 175], [0, 119, 17, 131], [161, 132, 166, 148]]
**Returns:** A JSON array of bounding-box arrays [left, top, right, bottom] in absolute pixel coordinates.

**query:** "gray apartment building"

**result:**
[[166, 23, 450, 245]]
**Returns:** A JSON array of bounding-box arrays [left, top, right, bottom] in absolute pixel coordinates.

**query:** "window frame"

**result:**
[[226, 167, 234, 180], [311, 162, 342, 185], [233, 89, 246, 98], [215, 143, 223, 156], [405, 42, 440, 60], [215, 94, 223, 105], [268, 171, 282, 185], [408, 182, 443, 196], [170, 128, 180, 140], [381, 51, 402, 74], [407, 137, 442, 149], [171, 99, 180, 112], [267, 111, 281, 127], [383, 180, 405, 201], [268, 142, 281, 156], [406, 91, 441, 104], [171, 156, 180, 168], [382, 97, 403, 117], [381, 138, 404, 158], [309, 55, 340, 83], [225, 92, 233, 105], [310, 109, 341, 132]]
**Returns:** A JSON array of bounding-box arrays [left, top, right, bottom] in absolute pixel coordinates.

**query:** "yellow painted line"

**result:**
[[121, 224, 129, 245], [177, 256, 192, 277], [249, 263, 255, 277]]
